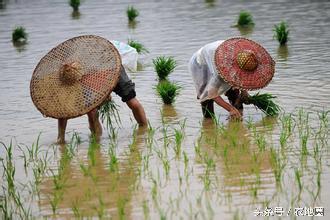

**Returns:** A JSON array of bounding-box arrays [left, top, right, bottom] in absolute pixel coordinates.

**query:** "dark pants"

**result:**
[[113, 66, 136, 102]]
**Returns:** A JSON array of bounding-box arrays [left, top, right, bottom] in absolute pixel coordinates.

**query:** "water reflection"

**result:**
[[237, 26, 254, 36], [0, 0, 7, 10], [161, 104, 178, 123], [205, 0, 216, 8], [39, 127, 147, 218], [277, 45, 289, 61], [128, 20, 137, 29], [13, 41, 27, 52], [71, 11, 81, 20], [198, 118, 275, 197]]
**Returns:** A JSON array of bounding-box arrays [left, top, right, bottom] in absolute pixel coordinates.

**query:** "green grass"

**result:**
[[127, 39, 149, 54], [273, 21, 289, 45], [69, 0, 80, 11], [153, 56, 177, 80], [246, 93, 281, 116], [12, 27, 27, 43], [127, 5, 139, 22], [236, 11, 254, 27], [156, 81, 181, 105]]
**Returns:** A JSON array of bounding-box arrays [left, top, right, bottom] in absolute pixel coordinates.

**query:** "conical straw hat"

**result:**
[[30, 35, 121, 119], [215, 37, 275, 90]]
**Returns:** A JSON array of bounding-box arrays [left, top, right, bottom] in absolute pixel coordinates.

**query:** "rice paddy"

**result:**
[[1, 0, 330, 219], [0, 110, 328, 219]]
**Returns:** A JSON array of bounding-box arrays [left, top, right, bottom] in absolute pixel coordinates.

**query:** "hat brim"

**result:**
[[30, 35, 122, 119], [215, 37, 275, 90]]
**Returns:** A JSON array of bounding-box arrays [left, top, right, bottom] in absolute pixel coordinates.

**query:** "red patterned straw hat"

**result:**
[[30, 35, 122, 119], [215, 37, 275, 90]]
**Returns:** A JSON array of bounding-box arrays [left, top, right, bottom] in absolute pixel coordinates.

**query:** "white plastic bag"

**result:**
[[111, 40, 138, 72]]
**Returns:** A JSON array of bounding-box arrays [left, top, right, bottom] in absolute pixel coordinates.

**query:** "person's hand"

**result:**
[[229, 107, 242, 121]]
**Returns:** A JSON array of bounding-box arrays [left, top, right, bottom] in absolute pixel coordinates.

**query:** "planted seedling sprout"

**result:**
[[70, 0, 80, 11], [153, 56, 177, 80], [273, 21, 289, 45], [156, 81, 181, 105], [128, 39, 149, 54], [12, 26, 27, 43], [127, 5, 139, 22], [236, 11, 254, 27]]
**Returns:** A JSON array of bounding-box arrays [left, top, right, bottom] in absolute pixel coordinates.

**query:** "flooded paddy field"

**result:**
[[0, 0, 329, 219]]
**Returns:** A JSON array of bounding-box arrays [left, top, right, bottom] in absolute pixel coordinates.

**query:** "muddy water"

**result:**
[[0, 0, 329, 219]]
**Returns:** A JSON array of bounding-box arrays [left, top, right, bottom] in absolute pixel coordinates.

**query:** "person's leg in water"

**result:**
[[57, 118, 68, 144], [113, 66, 147, 126], [201, 99, 214, 118], [87, 108, 103, 141]]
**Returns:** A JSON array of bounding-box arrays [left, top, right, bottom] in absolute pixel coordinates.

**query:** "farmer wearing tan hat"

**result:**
[[30, 35, 147, 144], [189, 37, 275, 120]]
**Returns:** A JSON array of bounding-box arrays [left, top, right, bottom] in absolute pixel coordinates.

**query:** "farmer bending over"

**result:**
[[30, 35, 147, 144], [189, 37, 275, 120]]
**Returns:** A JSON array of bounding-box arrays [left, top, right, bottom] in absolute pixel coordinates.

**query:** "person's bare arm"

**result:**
[[126, 98, 147, 126], [213, 96, 241, 120]]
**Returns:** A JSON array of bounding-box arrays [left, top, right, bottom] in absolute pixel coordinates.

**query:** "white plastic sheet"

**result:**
[[189, 40, 231, 102], [111, 40, 138, 72]]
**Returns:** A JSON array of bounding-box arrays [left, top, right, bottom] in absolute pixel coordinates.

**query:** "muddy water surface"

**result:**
[[0, 0, 329, 219]]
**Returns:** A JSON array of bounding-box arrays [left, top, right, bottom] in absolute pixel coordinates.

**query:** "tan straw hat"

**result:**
[[30, 35, 122, 119], [215, 37, 275, 90]]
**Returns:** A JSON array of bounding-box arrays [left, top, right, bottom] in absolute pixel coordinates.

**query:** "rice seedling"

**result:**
[[128, 39, 149, 54], [294, 168, 302, 193], [151, 178, 158, 202], [153, 56, 177, 80], [235, 11, 254, 27], [71, 200, 82, 218], [96, 195, 105, 219], [88, 135, 100, 166], [183, 151, 189, 172], [127, 5, 139, 22], [98, 99, 121, 138], [273, 21, 289, 45], [12, 26, 28, 43], [69, 0, 80, 12], [108, 144, 118, 172], [142, 200, 150, 219], [173, 128, 183, 157], [245, 92, 281, 116], [156, 81, 181, 105], [1, 141, 16, 197], [270, 148, 285, 185]]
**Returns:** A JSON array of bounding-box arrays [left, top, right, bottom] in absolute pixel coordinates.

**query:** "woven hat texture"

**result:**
[[215, 37, 275, 90], [30, 35, 121, 119]]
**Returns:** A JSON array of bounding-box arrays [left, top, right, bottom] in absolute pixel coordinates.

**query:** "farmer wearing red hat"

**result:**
[[30, 35, 147, 144], [189, 37, 275, 120]]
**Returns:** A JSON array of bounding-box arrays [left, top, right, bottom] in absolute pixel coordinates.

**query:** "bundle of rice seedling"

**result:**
[[156, 81, 181, 105], [98, 99, 121, 130], [244, 92, 281, 116], [127, 39, 149, 54]]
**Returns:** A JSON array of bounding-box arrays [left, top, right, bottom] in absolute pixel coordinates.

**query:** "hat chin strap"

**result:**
[[236, 51, 258, 71], [59, 62, 83, 85]]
